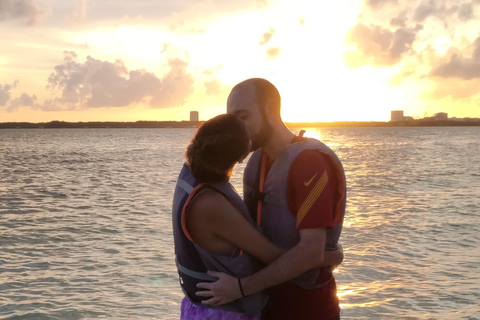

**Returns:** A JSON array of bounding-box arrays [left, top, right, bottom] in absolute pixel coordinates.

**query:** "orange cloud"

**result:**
[[259, 27, 275, 46], [27, 51, 196, 111], [344, 23, 419, 69], [266, 47, 281, 60]]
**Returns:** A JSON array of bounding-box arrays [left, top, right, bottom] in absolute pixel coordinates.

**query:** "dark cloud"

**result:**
[[0, 82, 16, 106], [0, 0, 48, 25], [266, 47, 281, 60], [414, 1, 436, 22], [391, 28, 418, 60], [431, 37, 480, 80], [413, 1, 477, 23], [344, 23, 419, 68], [42, 51, 194, 110], [390, 10, 408, 27], [458, 3, 474, 21], [390, 16, 406, 27], [8, 93, 37, 112], [259, 28, 275, 46]]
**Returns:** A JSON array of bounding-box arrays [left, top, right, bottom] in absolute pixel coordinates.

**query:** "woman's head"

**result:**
[[186, 114, 250, 183]]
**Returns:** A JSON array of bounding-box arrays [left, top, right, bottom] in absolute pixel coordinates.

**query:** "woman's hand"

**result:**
[[196, 271, 242, 306]]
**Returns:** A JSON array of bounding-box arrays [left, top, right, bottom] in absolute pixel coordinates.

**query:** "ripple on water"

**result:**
[[1, 127, 479, 319]]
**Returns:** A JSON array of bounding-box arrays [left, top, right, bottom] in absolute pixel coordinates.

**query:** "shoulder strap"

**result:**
[[178, 178, 194, 194]]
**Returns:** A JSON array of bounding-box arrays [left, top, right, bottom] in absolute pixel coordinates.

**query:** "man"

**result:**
[[197, 78, 347, 320]]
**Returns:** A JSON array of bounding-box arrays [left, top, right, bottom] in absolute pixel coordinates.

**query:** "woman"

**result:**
[[172, 114, 342, 320]]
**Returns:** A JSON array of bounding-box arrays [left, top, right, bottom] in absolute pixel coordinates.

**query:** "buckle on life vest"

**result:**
[[253, 189, 265, 202]]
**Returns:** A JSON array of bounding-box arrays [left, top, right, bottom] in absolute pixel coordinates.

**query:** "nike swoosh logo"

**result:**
[[304, 173, 318, 186]]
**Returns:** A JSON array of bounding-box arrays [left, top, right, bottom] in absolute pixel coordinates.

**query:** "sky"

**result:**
[[1, 0, 480, 123]]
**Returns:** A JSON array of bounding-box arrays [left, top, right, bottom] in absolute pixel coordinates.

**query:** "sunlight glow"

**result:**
[[71, 26, 171, 70]]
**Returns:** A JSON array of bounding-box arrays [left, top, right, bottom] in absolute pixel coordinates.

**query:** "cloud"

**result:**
[[203, 65, 222, 76], [366, 0, 399, 9], [259, 27, 275, 46], [422, 77, 480, 101], [266, 47, 281, 60], [431, 37, 480, 80], [71, 0, 87, 21], [458, 3, 474, 21], [0, 0, 48, 25], [8, 93, 37, 112], [204, 79, 229, 96], [0, 82, 16, 106], [344, 23, 419, 68], [148, 58, 195, 108], [42, 51, 194, 110], [390, 10, 408, 27], [413, 0, 478, 23]]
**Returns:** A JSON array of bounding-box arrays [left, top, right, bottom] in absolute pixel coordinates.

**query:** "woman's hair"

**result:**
[[186, 114, 250, 183]]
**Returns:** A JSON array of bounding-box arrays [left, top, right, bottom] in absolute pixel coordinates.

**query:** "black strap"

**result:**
[[253, 189, 265, 202], [250, 152, 264, 222]]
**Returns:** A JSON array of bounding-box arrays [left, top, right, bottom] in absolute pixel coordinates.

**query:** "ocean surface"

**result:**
[[0, 127, 479, 320]]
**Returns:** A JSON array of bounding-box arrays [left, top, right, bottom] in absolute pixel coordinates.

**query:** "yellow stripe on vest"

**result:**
[[296, 171, 328, 227]]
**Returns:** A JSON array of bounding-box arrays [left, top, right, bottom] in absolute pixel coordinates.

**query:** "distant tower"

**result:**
[[390, 110, 404, 122], [434, 112, 448, 120], [190, 111, 199, 122]]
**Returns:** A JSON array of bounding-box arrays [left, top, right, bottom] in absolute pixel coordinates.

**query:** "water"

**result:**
[[1, 127, 479, 319]]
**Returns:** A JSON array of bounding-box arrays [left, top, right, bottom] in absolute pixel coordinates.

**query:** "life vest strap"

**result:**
[[292, 274, 333, 290], [176, 260, 218, 282], [245, 185, 282, 205], [178, 178, 194, 194]]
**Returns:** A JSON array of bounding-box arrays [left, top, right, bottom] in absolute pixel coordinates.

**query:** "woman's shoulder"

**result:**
[[188, 185, 234, 218]]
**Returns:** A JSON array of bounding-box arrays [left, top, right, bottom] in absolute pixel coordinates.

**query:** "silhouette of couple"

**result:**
[[172, 78, 346, 320]]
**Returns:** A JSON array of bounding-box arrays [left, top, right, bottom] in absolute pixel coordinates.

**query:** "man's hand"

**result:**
[[196, 271, 242, 306]]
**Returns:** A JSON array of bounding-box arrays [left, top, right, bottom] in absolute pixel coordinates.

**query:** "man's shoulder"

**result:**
[[293, 149, 332, 168]]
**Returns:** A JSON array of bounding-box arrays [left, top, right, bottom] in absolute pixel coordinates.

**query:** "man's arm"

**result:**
[[196, 227, 326, 306], [241, 228, 326, 295]]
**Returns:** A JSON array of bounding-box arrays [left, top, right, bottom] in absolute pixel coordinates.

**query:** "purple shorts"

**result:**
[[180, 298, 261, 320]]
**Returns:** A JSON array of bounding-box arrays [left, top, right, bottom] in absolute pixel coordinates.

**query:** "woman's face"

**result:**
[[238, 131, 252, 164]]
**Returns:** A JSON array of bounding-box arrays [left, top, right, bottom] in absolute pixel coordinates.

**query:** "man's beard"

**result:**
[[250, 116, 273, 151]]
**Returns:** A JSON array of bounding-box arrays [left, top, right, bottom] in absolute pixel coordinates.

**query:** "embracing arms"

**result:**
[[196, 227, 343, 306]]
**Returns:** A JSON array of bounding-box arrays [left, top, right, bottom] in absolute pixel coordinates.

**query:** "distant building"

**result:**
[[434, 112, 448, 120], [190, 111, 199, 122], [390, 110, 404, 122]]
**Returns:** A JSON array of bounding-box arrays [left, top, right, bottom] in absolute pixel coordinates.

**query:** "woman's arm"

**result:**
[[186, 189, 285, 265], [187, 189, 343, 268]]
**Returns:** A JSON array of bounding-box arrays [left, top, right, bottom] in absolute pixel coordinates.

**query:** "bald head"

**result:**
[[227, 78, 280, 151], [228, 78, 281, 117]]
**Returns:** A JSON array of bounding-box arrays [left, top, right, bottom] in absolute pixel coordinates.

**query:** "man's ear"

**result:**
[[265, 99, 280, 118]]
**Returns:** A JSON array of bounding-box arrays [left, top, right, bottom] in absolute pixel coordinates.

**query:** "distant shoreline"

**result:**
[[1, 119, 480, 129]]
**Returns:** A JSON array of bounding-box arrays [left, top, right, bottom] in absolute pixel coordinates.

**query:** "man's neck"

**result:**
[[262, 124, 295, 160]]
